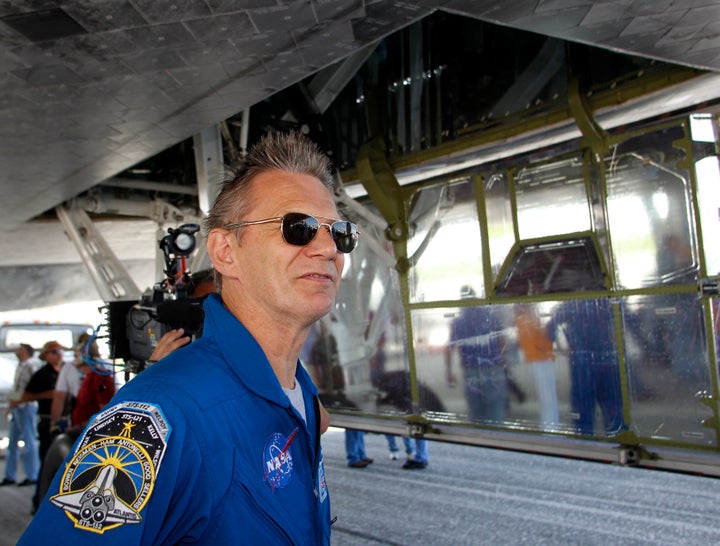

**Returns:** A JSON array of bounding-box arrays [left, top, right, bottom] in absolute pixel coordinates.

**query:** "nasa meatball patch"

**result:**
[[263, 428, 298, 491], [50, 402, 171, 534]]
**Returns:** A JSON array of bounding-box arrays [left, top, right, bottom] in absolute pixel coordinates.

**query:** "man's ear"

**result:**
[[206, 228, 237, 276]]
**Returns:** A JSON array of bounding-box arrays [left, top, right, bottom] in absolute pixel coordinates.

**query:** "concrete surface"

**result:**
[[2, 427, 720, 545]]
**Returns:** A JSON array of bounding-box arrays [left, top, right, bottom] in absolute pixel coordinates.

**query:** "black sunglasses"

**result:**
[[223, 212, 360, 253]]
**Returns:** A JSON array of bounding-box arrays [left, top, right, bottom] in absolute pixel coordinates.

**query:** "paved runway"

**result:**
[[2, 428, 720, 545], [323, 429, 720, 546]]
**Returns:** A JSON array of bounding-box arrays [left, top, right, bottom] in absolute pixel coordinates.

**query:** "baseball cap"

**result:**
[[40, 341, 64, 359], [19, 343, 34, 357]]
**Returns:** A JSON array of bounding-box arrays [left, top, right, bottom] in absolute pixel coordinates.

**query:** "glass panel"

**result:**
[[413, 297, 624, 435], [714, 299, 720, 382], [413, 303, 519, 425], [694, 116, 720, 277], [697, 155, 720, 276], [408, 179, 484, 302], [544, 298, 625, 435], [485, 173, 515, 280], [303, 206, 408, 414], [515, 157, 590, 240], [319, 11, 668, 169], [606, 126, 697, 288], [588, 157, 612, 272], [690, 114, 718, 143], [496, 236, 606, 297], [622, 294, 714, 446]]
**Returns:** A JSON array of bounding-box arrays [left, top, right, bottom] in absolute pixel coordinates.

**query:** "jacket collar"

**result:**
[[201, 294, 318, 407]]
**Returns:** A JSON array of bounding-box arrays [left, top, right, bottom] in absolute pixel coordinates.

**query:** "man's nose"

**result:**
[[311, 224, 338, 256]]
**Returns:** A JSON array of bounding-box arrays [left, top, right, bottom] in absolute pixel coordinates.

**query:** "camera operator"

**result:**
[[139, 269, 216, 365], [21, 131, 353, 545], [146, 328, 190, 363]]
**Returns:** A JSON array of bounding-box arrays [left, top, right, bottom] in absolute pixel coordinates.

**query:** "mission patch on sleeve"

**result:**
[[50, 401, 171, 534]]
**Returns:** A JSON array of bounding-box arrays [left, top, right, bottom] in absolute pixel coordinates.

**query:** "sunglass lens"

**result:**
[[332, 222, 359, 253], [282, 213, 319, 246], [282, 213, 359, 253]]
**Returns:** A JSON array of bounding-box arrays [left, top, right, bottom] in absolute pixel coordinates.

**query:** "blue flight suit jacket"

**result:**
[[20, 293, 332, 545]]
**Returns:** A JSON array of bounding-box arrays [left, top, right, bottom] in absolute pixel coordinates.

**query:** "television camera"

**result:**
[[107, 223, 210, 373]]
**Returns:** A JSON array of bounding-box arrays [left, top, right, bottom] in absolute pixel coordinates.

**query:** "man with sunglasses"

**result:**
[[18, 340, 65, 511], [22, 132, 356, 545]]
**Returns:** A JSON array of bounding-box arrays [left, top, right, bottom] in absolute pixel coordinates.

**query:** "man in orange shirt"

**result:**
[[515, 304, 559, 429]]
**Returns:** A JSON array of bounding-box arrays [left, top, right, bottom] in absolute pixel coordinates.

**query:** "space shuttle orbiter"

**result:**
[[51, 465, 142, 526]]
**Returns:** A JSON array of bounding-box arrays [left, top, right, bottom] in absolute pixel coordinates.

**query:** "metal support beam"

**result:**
[[193, 125, 224, 215], [355, 137, 405, 237], [55, 204, 142, 302], [75, 192, 205, 278], [568, 76, 609, 156], [99, 177, 198, 196], [308, 43, 378, 114], [239, 108, 250, 157], [76, 193, 199, 225]]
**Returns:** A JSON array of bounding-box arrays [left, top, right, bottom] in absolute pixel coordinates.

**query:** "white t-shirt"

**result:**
[[282, 382, 307, 424], [55, 361, 85, 396]]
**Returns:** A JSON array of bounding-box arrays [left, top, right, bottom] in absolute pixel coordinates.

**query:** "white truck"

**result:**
[[0, 322, 93, 456]]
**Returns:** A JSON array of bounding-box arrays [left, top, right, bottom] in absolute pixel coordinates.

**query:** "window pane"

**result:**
[[606, 126, 697, 288], [412, 303, 518, 424], [305, 206, 409, 414], [622, 294, 713, 446], [408, 179, 484, 302], [516, 157, 590, 240], [486, 173, 515, 280], [496, 236, 606, 296], [413, 298, 625, 436], [696, 157, 720, 275]]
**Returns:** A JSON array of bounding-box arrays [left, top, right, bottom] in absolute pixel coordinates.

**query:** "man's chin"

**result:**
[[304, 298, 335, 322]]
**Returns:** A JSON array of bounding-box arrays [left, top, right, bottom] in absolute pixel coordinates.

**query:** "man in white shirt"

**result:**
[[49, 334, 91, 433], [2, 344, 40, 486]]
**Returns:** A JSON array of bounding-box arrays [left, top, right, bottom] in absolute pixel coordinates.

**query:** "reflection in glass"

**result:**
[[515, 157, 590, 240], [606, 126, 697, 288], [485, 173, 515, 279], [514, 303, 559, 429], [303, 206, 409, 414], [413, 302, 516, 424], [414, 298, 627, 434], [413, 300, 568, 431], [444, 292, 511, 423], [408, 179, 484, 302], [622, 294, 714, 446], [696, 156, 720, 275], [496, 236, 605, 296], [545, 298, 624, 435]]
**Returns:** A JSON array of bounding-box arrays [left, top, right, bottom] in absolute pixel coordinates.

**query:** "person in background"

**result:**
[[21, 131, 357, 544], [385, 435, 414, 460], [403, 438, 429, 470], [445, 286, 510, 422], [374, 371, 436, 471], [514, 304, 560, 430], [70, 338, 116, 428], [34, 330, 197, 516], [19, 340, 64, 510], [49, 333, 90, 434], [2, 343, 40, 487], [345, 429, 374, 468], [546, 298, 624, 435]]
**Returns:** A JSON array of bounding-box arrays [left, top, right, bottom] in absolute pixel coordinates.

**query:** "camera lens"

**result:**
[[173, 232, 195, 253]]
